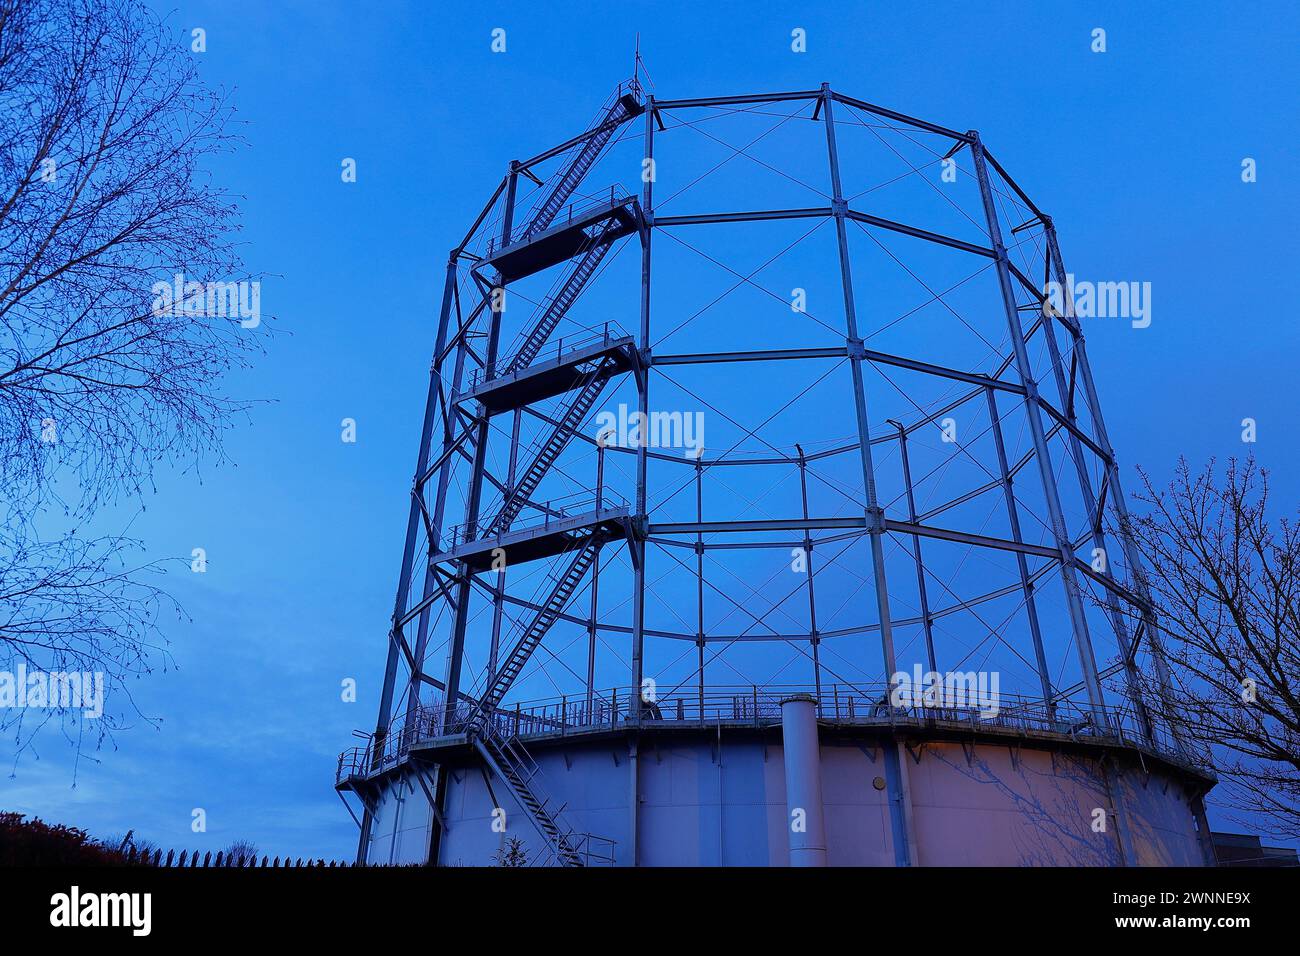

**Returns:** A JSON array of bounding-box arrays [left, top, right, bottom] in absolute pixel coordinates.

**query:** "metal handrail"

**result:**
[[445, 488, 628, 548], [339, 683, 1209, 787], [570, 832, 617, 866], [473, 712, 617, 866], [486, 186, 634, 257], [469, 321, 631, 389]]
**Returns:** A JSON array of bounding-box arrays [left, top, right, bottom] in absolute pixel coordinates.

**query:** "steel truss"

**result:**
[[352, 79, 1185, 865]]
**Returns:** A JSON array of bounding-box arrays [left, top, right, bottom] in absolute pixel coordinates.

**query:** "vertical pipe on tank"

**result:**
[[780, 694, 827, 866]]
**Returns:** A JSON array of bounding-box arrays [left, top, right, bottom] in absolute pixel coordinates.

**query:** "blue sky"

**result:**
[[4, 0, 1297, 860]]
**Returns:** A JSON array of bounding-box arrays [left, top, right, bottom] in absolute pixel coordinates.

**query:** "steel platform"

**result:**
[[461, 335, 638, 415], [433, 505, 632, 572], [481, 195, 641, 282]]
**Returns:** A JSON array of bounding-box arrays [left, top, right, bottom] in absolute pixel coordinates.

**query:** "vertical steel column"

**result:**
[[395, 293, 480, 750], [373, 256, 458, 760], [1043, 224, 1182, 750], [442, 167, 518, 722], [823, 86, 916, 867], [1033, 253, 1153, 743], [985, 387, 1055, 712], [488, 408, 523, 683], [409, 313, 473, 724], [426, 320, 471, 556], [794, 445, 823, 700], [585, 546, 602, 715], [365, 258, 459, 869], [627, 93, 656, 869], [695, 457, 706, 717], [819, 85, 899, 682], [393, 253, 478, 866], [890, 422, 937, 674], [970, 134, 1108, 729], [630, 95, 654, 709], [586, 444, 605, 712]]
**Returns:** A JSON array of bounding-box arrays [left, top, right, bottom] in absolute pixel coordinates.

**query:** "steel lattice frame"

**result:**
[[360, 81, 1185, 852]]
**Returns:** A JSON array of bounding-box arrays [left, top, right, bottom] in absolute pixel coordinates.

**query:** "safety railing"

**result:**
[[485, 186, 635, 257], [336, 747, 369, 782], [468, 321, 631, 390], [338, 683, 1209, 787], [444, 488, 627, 548], [569, 833, 618, 867]]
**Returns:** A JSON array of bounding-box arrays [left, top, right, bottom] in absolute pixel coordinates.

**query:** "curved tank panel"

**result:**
[[357, 725, 1210, 867]]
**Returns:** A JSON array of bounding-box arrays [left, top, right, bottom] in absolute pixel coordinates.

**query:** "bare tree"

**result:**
[[1125, 457, 1300, 838], [0, 526, 174, 754], [0, 0, 259, 754], [224, 839, 258, 864]]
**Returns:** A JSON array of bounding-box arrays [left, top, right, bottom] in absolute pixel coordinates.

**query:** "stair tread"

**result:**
[[483, 529, 611, 707], [523, 98, 627, 240]]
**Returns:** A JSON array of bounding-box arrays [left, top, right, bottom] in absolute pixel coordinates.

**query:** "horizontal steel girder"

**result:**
[[652, 206, 993, 259], [651, 346, 1026, 395], [647, 516, 1059, 560]]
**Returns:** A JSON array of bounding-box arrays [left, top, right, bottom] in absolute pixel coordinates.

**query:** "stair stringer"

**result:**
[[471, 734, 583, 867]]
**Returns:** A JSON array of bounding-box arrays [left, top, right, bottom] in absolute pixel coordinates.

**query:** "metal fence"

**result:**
[[119, 847, 357, 867]]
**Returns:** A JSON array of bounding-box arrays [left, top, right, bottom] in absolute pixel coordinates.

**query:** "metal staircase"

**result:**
[[484, 359, 616, 537], [519, 85, 642, 243], [472, 725, 585, 866], [500, 220, 620, 378], [435, 79, 638, 869], [481, 527, 609, 711]]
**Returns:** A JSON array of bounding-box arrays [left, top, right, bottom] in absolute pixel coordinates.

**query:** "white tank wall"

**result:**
[[820, 743, 901, 866], [439, 745, 634, 867], [362, 770, 436, 866], [637, 737, 788, 866], [908, 742, 1122, 865], [1117, 758, 1210, 866], [363, 732, 1209, 867]]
